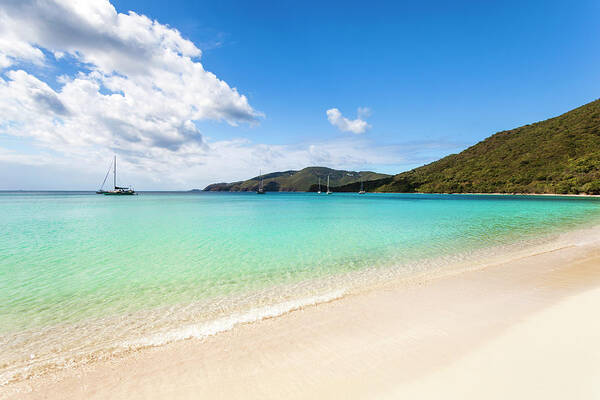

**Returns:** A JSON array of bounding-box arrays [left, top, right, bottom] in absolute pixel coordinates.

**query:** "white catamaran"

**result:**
[[326, 175, 332, 195], [317, 177, 322, 194], [97, 156, 135, 195]]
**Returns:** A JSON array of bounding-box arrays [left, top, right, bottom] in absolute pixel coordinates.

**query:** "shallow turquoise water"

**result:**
[[1, 191, 600, 380]]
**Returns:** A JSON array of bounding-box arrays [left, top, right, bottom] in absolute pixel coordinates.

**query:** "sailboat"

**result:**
[[317, 177, 321, 194], [358, 175, 366, 194], [326, 175, 332, 195], [100, 156, 135, 195], [256, 169, 266, 194]]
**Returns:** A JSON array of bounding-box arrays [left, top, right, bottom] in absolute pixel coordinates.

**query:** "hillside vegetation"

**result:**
[[203, 167, 390, 192], [374, 99, 600, 194]]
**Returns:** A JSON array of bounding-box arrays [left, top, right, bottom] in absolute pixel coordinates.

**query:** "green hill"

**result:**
[[372, 99, 600, 195], [203, 167, 390, 192]]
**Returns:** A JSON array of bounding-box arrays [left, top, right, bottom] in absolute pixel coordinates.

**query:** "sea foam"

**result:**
[[122, 289, 346, 349]]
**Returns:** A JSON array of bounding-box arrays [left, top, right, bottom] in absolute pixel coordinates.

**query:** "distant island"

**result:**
[[202, 167, 390, 192]]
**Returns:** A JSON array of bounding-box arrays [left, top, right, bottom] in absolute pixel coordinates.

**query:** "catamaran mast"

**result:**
[[113, 155, 117, 189]]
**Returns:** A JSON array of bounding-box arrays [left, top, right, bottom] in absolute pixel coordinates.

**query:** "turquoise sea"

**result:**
[[1, 191, 600, 383]]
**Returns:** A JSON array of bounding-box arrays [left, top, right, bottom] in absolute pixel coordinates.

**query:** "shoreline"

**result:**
[[202, 191, 600, 197], [432, 192, 600, 197], [3, 190, 600, 197], [371, 191, 600, 197], [0, 223, 595, 386], [4, 225, 600, 399]]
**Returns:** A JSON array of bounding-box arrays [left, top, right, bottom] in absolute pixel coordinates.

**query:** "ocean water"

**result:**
[[1, 191, 600, 383]]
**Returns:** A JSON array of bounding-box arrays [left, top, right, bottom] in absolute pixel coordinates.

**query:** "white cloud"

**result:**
[[357, 107, 372, 119], [0, 0, 261, 160], [326, 107, 371, 134], [0, 1, 426, 190]]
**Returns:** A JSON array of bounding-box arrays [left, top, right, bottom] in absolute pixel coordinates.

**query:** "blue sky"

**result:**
[[113, 0, 600, 143], [0, 0, 599, 189]]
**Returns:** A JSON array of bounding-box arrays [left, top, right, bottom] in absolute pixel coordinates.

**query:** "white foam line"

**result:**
[[123, 289, 346, 349]]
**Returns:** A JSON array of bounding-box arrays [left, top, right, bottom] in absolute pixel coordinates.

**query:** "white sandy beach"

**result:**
[[3, 229, 600, 399]]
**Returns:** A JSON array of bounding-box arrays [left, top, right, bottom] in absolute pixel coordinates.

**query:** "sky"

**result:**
[[0, 0, 599, 190]]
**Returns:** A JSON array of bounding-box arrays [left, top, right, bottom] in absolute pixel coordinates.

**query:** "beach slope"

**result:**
[[4, 233, 600, 399]]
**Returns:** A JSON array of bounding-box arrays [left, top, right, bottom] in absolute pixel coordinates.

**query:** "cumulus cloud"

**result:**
[[326, 107, 371, 134], [0, 0, 261, 162]]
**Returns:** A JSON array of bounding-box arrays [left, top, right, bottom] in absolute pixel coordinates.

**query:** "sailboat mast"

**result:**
[[327, 175, 330, 191], [113, 155, 116, 189], [99, 161, 112, 191]]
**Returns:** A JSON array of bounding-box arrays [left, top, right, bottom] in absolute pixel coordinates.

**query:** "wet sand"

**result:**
[[4, 230, 600, 399]]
